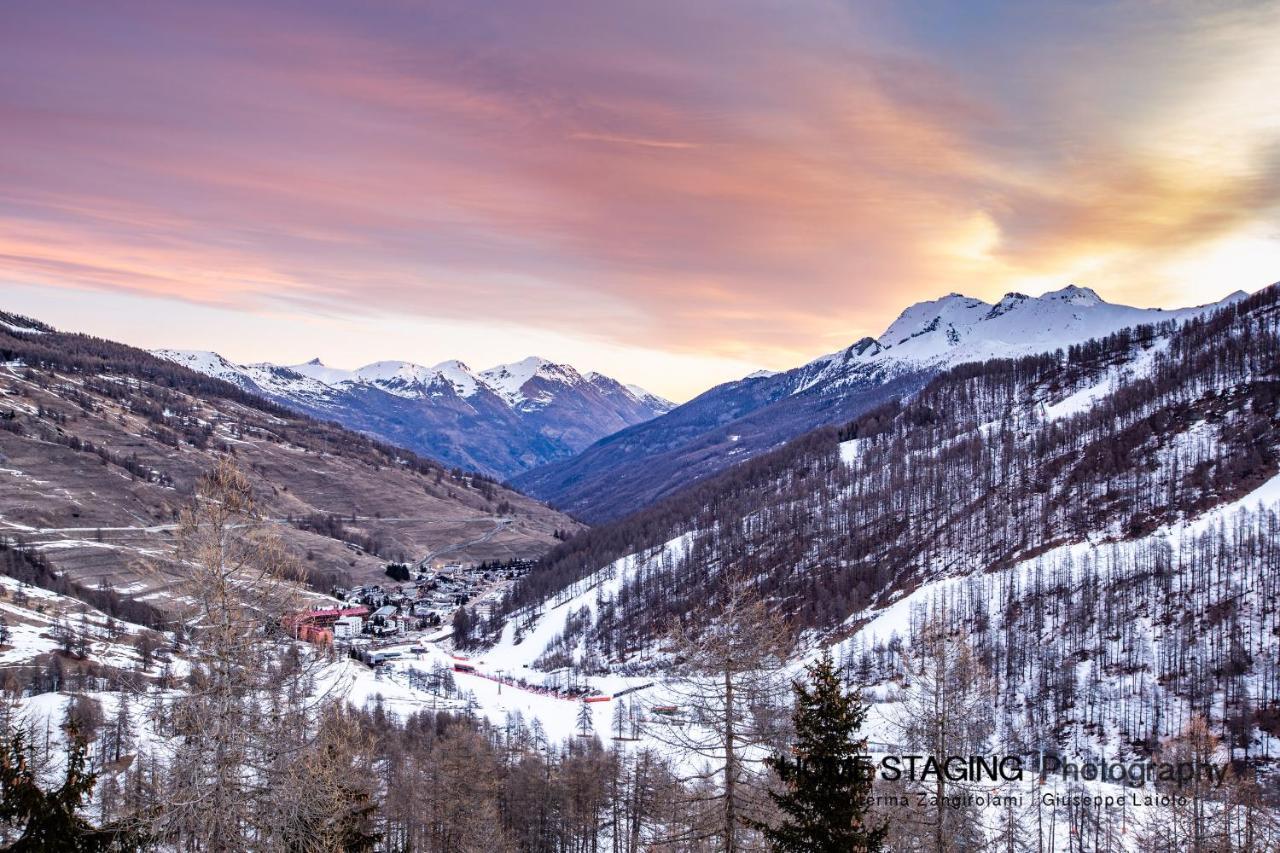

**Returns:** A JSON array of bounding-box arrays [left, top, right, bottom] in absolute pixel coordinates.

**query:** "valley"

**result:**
[[0, 312, 579, 610], [1, 286, 1277, 849]]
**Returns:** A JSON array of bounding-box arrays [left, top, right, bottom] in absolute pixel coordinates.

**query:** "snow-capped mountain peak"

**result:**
[[1042, 283, 1103, 306], [621, 382, 676, 414], [152, 348, 671, 477], [479, 357, 669, 415], [878, 292, 991, 349], [287, 358, 356, 386], [422, 360, 480, 398], [153, 349, 249, 385], [339, 360, 465, 398], [807, 284, 1240, 385], [481, 357, 583, 408], [351, 360, 428, 383]]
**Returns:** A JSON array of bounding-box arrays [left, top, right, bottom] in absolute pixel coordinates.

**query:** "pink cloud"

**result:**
[[2, 0, 1277, 372]]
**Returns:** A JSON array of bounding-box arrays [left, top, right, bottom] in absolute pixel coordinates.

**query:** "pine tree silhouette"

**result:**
[[753, 651, 887, 852]]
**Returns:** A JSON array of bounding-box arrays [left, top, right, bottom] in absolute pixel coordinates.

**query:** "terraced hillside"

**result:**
[[0, 311, 580, 612]]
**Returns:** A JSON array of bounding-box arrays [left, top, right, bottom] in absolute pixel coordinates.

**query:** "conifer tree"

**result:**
[[0, 727, 147, 851], [577, 701, 595, 737], [754, 650, 886, 853]]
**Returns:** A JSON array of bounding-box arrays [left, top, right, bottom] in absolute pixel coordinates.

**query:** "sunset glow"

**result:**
[[3, 0, 1278, 400]]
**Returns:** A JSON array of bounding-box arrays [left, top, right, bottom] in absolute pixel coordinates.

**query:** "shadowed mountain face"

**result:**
[[513, 285, 1246, 522], [152, 351, 672, 479]]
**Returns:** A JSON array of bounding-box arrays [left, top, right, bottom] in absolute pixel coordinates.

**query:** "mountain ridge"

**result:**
[[514, 285, 1248, 521], [153, 349, 673, 479], [501, 282, 1280, 658]]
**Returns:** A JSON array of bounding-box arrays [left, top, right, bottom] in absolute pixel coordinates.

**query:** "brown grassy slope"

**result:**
[[0, 321, 580, 607]]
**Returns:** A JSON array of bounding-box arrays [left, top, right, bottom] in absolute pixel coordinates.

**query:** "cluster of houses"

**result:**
[[284, 559, 537, 647]]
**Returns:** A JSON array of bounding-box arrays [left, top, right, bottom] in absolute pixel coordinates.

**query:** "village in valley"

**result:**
[[278, 552, 671, 744], [288, 557, 533, 649]]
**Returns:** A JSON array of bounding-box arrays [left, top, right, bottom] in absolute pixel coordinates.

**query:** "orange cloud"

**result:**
[[1, 0, 1276, 383]]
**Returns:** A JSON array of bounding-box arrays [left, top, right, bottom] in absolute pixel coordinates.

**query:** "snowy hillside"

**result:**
[[498, 287, 1280, 769], [515, 284, 1245, 521], [385, 286, 1275, 849], [466, 469, 1280, 757]]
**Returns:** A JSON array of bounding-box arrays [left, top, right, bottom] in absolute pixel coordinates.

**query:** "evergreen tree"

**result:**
[[576, 702, 594, 737], [754, 650, 886, 853], [452, 607, 473, 648], [106, 695, 134, 765], [0, 727, 148, 851]]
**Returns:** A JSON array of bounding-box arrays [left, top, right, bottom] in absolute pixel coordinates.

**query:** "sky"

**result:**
[[2, 1, 1279, 401]]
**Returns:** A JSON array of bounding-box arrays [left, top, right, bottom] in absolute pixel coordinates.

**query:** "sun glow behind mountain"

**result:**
[[2, 0, 1278, 400]]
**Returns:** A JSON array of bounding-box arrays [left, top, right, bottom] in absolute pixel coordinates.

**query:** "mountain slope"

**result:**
[[514, 285, 1244, 521], [495, 286, 1280, 775], [0, 311, 580, 609], [153, 351, 673, 479], [504, 284, 1279, 642]]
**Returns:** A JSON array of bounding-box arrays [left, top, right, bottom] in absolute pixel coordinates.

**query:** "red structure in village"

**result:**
[[284, 605, 371, 645]]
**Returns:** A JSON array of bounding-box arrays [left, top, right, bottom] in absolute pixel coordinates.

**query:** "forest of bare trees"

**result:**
[[1, 549, 1274, 849], [494, 288, 1280, 766]]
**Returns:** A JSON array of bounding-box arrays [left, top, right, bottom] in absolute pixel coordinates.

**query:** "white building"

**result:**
[[333, 615, 363, 640]]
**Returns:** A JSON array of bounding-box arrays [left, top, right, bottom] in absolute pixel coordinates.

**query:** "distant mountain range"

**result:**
[[0, 310, 579, 601], [152, 350, 673, 479], [513, 285, 1248, 521]]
